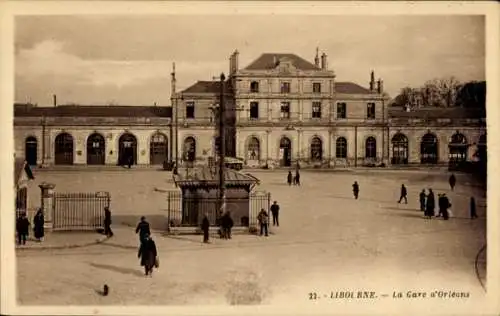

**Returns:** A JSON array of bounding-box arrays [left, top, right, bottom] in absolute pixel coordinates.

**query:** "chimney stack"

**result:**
[[377, 78, 384, 94], [53, 94, 57, 107], [321, 53, 328, 70], [314, 47, 320, 68], [369, 71, 376, 91], [233, 50, 239, 73]]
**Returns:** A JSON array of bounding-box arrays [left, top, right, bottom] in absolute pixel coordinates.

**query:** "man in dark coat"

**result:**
[[127, 155, 133, 169], [16, 213, 30, 245], [449, 174, 456, 191], [398, 184, 408, 204], [287, 171, 293, 186], [270, 201, 280, 226], [33, 208, 45, 241], [436, 194, 444, 217], [201, 213, 210, 243], [441, 194, 451, 220], [138, 234, 158, 276], [104, 207, 114, 237], [294, 169, 301, 186], [425, 189, 435, 219], [220, 212, 234, 239], [419, 189, 426, 212], [257, 208, 269, 237], [352, 181, 359, 199], [470, 197, 478, 219], [135, 216, 151, 244]]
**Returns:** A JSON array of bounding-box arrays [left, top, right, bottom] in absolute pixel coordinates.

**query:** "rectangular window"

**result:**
[[250, 81, 259, 93], [312, 102, 322, 118], [367, 102, 376, 119], [280, 82, 291, 94], [186, 101, 195, 119], [336, 102, 346, 119], [313, 83, 321, 93], [249, 102, 259, 119], [280, 101, 291, 119]]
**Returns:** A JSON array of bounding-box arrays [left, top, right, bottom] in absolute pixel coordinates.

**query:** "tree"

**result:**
[[421, 79, 440, 107], [456, 81, 486, 109], [437, 76, 461, 107]]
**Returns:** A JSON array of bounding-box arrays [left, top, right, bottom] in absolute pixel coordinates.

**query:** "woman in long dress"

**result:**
[[138, 234, 158, 276], [33, 209, 45, 241]]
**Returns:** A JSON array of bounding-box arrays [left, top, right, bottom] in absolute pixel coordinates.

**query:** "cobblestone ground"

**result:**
[[17, 169, 487, 308]]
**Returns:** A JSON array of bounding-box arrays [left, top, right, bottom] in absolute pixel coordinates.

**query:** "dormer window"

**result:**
[[250, 81, 259, 93]]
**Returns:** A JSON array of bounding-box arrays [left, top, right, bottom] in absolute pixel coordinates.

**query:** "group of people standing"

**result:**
[[287, 169, 301, 186], [15, 209, 45, 245]]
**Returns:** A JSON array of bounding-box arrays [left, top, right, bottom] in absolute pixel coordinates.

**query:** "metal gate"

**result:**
[[165, 190, 270, 228], [53, 192, 110, 231]]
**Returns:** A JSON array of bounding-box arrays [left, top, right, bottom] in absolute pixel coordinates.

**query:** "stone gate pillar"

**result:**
[[39, 182, 56, 230]]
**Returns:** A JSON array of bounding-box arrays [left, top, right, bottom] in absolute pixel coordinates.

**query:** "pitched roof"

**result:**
[[181, 81, 232, 94], [14, 104, 172, 118], [335, 82, 372, 95], [244, 53, 319, 71], [389, 107, 486, 119], [173, 167, 259, 188]]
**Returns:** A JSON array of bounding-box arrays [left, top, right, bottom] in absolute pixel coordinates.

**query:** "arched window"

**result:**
[[87, 133, 105, 165], [54, 133, 74, 165], [391, 133, 408, 165], [118, 133, 137, 166], [279, 137, 292, 167], [183, 137, 196, 162], [310, 137, 323, 161], [420, 133, 438, 164], [247, 137, 260, 161], [336, 137, 347, 158], [448, 132, 468, 164], [150, 133, 168, 165], [25, 136, 38, 166], [365, 137, 377, 159], [250, 81, 259, 93]]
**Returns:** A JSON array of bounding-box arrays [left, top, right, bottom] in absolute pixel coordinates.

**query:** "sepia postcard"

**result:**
[[1, 1, 499, 315]]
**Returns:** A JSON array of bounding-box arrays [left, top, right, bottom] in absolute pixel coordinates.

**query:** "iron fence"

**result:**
[[165, 191, 271, 228], [53, 192, 110, 231]]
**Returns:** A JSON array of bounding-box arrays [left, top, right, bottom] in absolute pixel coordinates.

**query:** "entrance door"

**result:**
[[54, 133, 74, 165], [87, 133, 106, 165], [280, 137, 292, 167], [25, 136, 38, 166], [420, 133, 438, 164], [150, 133, 168, 165], [118, 133, 137, 166]]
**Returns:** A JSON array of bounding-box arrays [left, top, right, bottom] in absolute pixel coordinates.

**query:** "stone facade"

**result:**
[[14, 50, 486, 168]]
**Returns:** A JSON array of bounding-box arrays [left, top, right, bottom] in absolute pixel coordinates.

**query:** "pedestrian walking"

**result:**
[[470, 197, 478, 219], [104, 206, 114, 237], [201, 213, 210, 243], [287, 171, 293, 186], [137, 234, 158, 277], [270, 201, 280, 226], [425, 189, 435, 219], [352, 181, 360, 199], [127, 155, 133, 169], [16, 213, 30, 245], [398, 184, 408, 204], [294, 169, 301, 186], [135, 216, 151, 244], [257, 208, 269, 237], [33, 208, 44, 242], [449, 174, 456, 191], [439, 194, 452, 220], [419, 189, 426, 212], [220, 211, 234, 239]]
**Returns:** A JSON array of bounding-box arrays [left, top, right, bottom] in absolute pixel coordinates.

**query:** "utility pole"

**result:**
[[218, 73, 226, 217]]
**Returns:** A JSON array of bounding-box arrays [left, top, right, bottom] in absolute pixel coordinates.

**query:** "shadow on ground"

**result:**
[[113, 214, 168, 231], [87, 262, 144, 277]]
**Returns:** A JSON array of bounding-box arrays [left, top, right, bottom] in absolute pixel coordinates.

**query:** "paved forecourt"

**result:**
[[17, 169, 486, 306]]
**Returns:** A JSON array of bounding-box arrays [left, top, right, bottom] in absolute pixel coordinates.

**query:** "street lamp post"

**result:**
[[218, 73, 226, 217]]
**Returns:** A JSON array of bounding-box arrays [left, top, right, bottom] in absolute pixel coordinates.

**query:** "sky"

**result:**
[[15, 15, 485, 106]]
